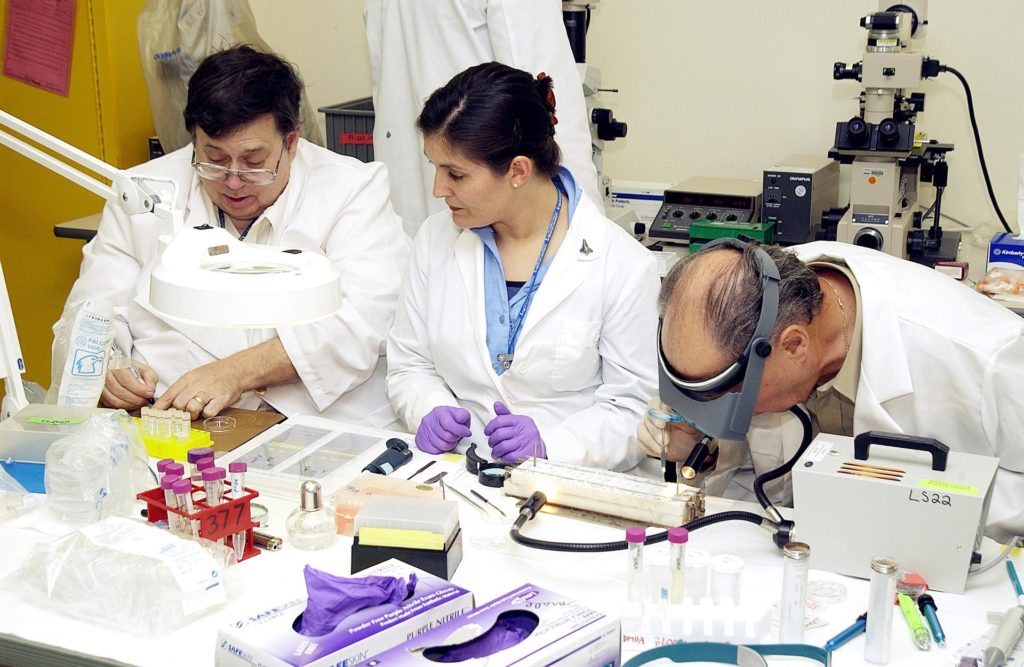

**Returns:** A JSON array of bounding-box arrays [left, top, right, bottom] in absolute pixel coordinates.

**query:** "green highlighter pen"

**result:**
[[897, 592, 931, 650]]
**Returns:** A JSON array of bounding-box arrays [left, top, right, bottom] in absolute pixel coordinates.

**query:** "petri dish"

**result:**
[[807, 579, 847, 605], [204, 415, 237, 432], [250, 502, 269, 528]]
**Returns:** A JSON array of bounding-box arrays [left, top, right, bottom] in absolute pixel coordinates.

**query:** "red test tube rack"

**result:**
[[137, 483, 262, 561]]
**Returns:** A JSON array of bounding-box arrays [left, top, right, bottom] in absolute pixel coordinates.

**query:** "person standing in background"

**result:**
[[364, 0, 601, 236]]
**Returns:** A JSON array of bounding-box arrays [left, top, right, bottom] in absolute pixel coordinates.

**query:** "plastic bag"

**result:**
[[137, 0, 324, 153], [44, 411, 149, 524], [0, 463, 39, 522], [6, 517, 229, 635], [977, 267, 1024, 302]]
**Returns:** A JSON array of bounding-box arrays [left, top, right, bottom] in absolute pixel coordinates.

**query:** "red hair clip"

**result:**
[[536, 72, 558, 126]]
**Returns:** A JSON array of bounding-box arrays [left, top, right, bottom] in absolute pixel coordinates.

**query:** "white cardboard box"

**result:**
[[215, 559, 473, 667], [362, 583, 620, 666]]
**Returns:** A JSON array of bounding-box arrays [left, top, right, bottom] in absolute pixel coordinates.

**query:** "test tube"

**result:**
[[171, 478, 198, 537], [626, 526, 646, 603], [229, 461, 247, 498], [685, 547, 711, 599], [160, 473, 180, 531], [193, 455, 215, 483], [165, 462, 185, 479], [710, 554, 745, 604], [779, 542, 811, 642], [865, 556, 898, 664], [186, 447, 215, 479], [667, 527, 688, 604], [156, 458, 174, 475], [202, 466, 226, 507]]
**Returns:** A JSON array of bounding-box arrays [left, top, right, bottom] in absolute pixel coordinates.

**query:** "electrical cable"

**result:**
[[509, 405, 814, 553], [970, 536, 1021, 576], [753, 405, 812, 520], [939, 64, 1013, 234]]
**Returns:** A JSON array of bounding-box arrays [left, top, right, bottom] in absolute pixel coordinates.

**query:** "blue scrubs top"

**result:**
[[472, 168, 582, 375]]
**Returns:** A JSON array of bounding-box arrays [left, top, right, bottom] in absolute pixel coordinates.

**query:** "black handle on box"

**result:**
[[853, 430, 949, 471]]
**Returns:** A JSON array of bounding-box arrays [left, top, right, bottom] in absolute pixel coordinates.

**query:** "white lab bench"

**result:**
[[0, 423, 1016, 667]]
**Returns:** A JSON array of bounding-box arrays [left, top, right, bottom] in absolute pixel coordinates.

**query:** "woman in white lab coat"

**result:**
[[386, 63, 657, 470]]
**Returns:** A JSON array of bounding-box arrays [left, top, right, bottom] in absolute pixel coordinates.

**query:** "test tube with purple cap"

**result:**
[[193, 455, 215, 484], [160, 473, 180, 531], [229, 461, 247, 499], [202, 466, 226, 507], [171, 478, 198, 537], [186, 447, 215, 481]]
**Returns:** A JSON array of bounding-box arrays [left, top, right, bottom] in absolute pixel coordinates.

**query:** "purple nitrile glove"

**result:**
[[297, 565, 417, 636], [415, 405, 473, 454], [484, 401, 546, 464]]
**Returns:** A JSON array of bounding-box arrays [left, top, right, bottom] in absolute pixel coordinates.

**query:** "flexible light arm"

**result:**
[[0, 110, 183, 234], [0, 109, 180, 418]]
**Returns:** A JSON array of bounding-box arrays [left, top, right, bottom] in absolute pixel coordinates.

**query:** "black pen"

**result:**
[[824, 612, 868, 652]]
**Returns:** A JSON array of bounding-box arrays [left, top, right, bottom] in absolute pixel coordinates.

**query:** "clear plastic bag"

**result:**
[[137, 0, 324, 153], [0, 463, 39, 522], [43, 411, 149, 524], [7, 517, 229, 635], [977, 266, 1024, 301]]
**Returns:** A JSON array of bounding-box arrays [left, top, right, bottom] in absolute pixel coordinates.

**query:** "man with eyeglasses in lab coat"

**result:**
[[54, 46, 408, 427]]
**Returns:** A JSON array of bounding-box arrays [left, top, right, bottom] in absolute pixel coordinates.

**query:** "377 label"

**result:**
[[200, 502, 249, 537]]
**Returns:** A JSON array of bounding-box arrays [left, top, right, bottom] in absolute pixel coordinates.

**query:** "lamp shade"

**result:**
[[148, 226, 342, 328]]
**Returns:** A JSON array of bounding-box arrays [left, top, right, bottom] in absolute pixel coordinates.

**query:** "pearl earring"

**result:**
[[512, 183, 519, 189]]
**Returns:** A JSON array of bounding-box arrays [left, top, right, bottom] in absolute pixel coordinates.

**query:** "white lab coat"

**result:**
[[364, 0, 602, 236], [386, 192, 658, 471], [736, 241, 1024, 541], [56, 140, 409, 427]]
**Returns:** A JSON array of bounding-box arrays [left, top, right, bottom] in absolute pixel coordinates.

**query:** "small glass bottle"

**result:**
[[286, 480, 336, 550], [779, 542, 811, 642], [625, 526, 646, 603], [667, 527, 688, 604], [865, 556, 898, 664]]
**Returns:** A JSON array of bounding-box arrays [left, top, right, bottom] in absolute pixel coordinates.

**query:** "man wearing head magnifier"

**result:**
[[639, 238, 1024, 541]]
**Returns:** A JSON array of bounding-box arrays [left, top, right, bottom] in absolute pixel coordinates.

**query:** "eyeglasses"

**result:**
[[191, 140, 287, 185]]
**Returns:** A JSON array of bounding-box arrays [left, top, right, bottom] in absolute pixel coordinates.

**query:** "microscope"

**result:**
[[562, 1, 628, 205], [825, 3, 960, 265]]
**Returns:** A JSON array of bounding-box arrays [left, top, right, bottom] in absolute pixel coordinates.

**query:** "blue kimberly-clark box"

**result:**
[[360, 583, 620, 666], [215, 559, 473, 667], [988, 232, 1024, 271]]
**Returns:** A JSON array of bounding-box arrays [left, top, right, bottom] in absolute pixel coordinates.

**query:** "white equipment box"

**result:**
[[792, 431, 998, 593]]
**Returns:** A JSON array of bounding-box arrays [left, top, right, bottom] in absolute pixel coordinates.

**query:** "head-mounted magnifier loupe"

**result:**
[[657, 237, 781, 442]]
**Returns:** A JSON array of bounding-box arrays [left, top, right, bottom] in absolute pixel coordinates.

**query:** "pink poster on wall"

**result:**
[[3, 0, 76, 96]]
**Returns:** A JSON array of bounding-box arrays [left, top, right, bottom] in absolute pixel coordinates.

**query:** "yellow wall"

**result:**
[[0, 0, 152, 393]]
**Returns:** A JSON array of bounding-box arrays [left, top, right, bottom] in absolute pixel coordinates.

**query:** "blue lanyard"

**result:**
[[504, 187, 562, 364], [217, 208, 258, 242]]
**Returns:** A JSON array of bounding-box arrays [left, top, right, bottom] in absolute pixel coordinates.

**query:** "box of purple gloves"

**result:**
[[360, 583, 620, 666], [215, 559, 473, 667]]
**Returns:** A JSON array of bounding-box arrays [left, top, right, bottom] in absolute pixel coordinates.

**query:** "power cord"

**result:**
[[935, 63, 1013, 234]]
